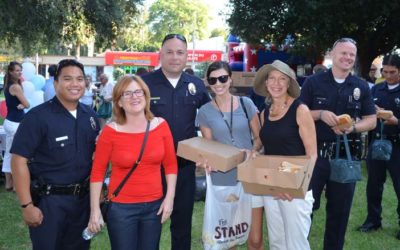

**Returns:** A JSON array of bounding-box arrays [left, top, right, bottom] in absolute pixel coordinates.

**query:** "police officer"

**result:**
[[141, 34, 210, 250], [300, 38, 376, 250], [11, 59, 100, 250], [358, 53, 400, 239]]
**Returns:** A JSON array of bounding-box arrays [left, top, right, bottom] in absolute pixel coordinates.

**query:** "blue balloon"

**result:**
[[31, 75, 46, 90]]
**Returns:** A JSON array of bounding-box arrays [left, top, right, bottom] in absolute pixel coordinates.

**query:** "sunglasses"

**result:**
[[207, 75, 229, 85], [332, 37, 357, 48], [162, 34, 187, 46]]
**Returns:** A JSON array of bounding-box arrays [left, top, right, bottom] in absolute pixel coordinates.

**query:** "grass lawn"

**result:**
[[1, 164, 400, 249]]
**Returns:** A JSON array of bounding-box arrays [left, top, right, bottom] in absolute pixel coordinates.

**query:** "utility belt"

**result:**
[[31, 177, 89, 205], [318, 139, 363, 160]]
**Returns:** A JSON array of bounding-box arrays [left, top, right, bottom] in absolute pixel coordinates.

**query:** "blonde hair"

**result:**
[[112, 75, 154, 124], [263, 71, 292, 104]]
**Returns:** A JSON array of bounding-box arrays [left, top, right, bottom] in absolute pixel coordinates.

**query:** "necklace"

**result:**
[[215, 95, 235, 144], [269, 97, 289, 117]]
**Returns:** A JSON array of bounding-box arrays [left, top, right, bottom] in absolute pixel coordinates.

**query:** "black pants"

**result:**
[[365, 143, 400, 225], [310, 157, 356, 250], [169, 164, 196, 250], [30, 193, 90, 250]]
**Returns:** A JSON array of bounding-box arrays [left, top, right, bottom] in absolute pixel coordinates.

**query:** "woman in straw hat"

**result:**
[[252, 60, 317, 250], [195, 61, 264, 249]]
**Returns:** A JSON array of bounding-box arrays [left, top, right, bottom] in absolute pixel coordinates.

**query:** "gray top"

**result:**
[[196, 96, 258, 186]]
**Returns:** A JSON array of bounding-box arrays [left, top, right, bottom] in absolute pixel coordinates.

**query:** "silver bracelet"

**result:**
[[319, 110, 324, 120]]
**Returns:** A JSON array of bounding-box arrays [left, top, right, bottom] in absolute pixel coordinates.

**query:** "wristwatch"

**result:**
[[21, 201, 33, 208]]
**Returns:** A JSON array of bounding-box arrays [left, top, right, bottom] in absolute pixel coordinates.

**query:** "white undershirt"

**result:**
[[388, 83, 399, 90], [167, 78, 179, 88], [69, 110, 77, 118], [334, 78, 346, 84]]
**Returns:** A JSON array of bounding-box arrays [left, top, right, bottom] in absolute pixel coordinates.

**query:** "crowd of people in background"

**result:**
[[1, 33, 400, 250]]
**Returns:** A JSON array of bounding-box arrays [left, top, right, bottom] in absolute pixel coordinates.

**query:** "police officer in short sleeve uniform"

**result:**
[[141, 34, 210, 250], [358, 54, 400, 239], [11, 59, 100, 250], [300, 38, 376, 250]]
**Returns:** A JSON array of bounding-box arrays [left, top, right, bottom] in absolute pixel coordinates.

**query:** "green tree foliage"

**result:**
[[147, 0, 209, 46], [228, 0, 400, 78], [210, 28, 227, 39], [113, 67, 125, 81], [0, 0, 62, 56], [0, 0, 142, 57], [115, 7, 159, 52]]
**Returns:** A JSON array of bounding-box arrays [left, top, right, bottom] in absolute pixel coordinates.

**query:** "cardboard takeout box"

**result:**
[[238, 155, 313, 199], [177, 137, 245, 172]]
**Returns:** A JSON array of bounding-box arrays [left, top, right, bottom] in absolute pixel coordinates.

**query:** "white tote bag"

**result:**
[[202, 174, 252, 250]]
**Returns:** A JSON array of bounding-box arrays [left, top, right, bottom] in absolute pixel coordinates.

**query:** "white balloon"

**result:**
[[24, 90, 44, 112], [22, 81, 35, 98], [24, 98, 32, 113], [21, 62, 36, 81], [31, 90, 44, 107]]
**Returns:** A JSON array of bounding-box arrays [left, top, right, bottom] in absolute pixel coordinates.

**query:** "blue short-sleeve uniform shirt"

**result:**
[[300, 69, 375, 142], [141, 69, 211, 148], [371, 82, 400, 134], [10, 97, 100, 185]]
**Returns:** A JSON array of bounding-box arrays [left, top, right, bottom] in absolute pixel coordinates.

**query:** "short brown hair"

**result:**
[[112, 75, 154, 124]]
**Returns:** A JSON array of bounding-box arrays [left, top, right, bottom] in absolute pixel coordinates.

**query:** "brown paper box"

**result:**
[[230, 72, 256, 87], [237, 155, 313, 199], [177, 137, 246, 172], [230, 72, 243, 86]]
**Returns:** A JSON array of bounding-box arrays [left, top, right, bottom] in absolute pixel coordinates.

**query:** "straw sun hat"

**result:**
[[253, 60, 300, 98]]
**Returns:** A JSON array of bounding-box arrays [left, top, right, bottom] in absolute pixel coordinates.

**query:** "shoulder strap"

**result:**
[[342, 134, 353, 161], [264, 105, 269, 121], [240, 97, 250, 121], [109, 121, 151, 200], [240, 96, 254, 145]]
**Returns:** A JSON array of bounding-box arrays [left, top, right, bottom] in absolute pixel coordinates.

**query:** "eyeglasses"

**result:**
[[121, 89, 145, 98], [332, 37, 357, 48], [207, 75, 229, 85], [162, 34, 187, 46]]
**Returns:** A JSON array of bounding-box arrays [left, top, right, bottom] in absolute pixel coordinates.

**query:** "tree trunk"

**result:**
[[75, 41, 81, 60], [357, 48, 376, 80]]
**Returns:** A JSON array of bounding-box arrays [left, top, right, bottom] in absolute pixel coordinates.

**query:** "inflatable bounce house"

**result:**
[[227, 34, 318, 91]]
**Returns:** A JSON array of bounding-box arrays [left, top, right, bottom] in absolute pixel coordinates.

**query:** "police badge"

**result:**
[[395, 98, 400, 108], [353, 88, 361, 101], [90, 117, 97, 130], [188, 83, 196, 95]]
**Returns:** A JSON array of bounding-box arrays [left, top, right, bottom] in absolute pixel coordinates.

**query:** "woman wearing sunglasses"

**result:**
[[195, 61, 264, 249]]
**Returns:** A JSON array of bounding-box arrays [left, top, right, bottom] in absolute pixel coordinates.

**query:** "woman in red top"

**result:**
[[88, 75, 177, 249]]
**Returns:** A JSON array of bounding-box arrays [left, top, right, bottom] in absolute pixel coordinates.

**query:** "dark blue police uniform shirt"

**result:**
[[10, 97, 100, 185], [300, 69, 375, 142], [371, 81, 400, 135], [141, 69, 211, 148]]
